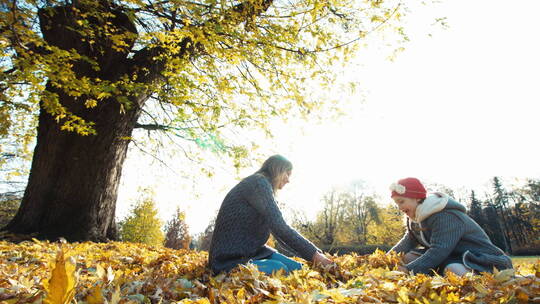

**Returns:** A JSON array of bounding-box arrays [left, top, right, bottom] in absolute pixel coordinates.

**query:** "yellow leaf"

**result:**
[[446, 292, 460, 302], [381, 281, 397, 291], [97, 92, 109, 100], [397, 287, 409, 303], [44, 247, 78, 304], [320, 289, 347, 302], [96, 264, 106, 280], [429, 276, 448, 288], [86, 285, 104, 304], [236, 287, 245, 299], [472, 283, 488, 296], [85, 99, 98, 108], [493, 268, 514, 283], [384, 270, 404, 279], [109, 285, 121, 304]]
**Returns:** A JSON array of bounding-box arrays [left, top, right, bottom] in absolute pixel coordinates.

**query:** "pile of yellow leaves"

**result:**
[[0, 240, 538, 304]]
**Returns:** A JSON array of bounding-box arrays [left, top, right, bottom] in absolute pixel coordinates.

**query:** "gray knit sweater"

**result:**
[[390, 194, 513, 274], [208, 174, 320, 274]]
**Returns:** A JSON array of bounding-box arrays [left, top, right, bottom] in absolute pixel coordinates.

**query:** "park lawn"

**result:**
[[512, 255, 540, 265]]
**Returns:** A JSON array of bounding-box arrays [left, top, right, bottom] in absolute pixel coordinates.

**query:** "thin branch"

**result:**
[[130, 139, 181, 176], [218, 2, 402, 56], [318, 2, 402, 52]]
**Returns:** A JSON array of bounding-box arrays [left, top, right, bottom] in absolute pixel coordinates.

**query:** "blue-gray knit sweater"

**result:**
[[208, 174, 320, 274], [390, 195, 513, 274]]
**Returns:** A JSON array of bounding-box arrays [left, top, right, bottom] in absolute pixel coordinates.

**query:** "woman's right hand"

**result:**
[[312, 251, 333, 266], [397, 264, 409, 273]]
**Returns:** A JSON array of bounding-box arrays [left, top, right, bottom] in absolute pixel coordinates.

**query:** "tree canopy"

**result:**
[[1, 0, 407, 170]]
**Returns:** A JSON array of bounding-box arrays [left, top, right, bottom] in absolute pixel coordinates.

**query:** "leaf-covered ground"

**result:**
[[0, 240, 538, 304]]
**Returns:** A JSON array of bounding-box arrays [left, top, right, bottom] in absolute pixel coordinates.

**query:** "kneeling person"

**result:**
[[208, 155, 332, 275], [388, 177, 512, 275]]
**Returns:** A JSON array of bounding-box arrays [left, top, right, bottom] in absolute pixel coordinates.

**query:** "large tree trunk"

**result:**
[[4, 3, 145, 241], [6, 89, 142, 241]]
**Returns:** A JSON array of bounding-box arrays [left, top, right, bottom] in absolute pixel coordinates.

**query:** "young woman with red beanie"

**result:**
[[388, 177, 512, 275]]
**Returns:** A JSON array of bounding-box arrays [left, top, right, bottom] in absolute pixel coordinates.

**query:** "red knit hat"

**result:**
[[390, 177, 427, 199]]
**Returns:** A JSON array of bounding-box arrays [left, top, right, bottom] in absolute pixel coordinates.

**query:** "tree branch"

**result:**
[[130, 0, 275, 82]]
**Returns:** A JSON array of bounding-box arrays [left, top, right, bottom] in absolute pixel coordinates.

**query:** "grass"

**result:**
[[511, 255, 540, 266]]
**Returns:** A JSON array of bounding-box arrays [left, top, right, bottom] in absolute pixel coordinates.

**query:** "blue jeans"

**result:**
[[251, 252, 303, 274]]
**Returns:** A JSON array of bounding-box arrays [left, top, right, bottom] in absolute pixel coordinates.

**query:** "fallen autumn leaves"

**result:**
[[0, 240, 538, 303]]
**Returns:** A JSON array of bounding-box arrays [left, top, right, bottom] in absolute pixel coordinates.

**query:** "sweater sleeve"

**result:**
[[389, 230, 418, 254], [406, 212, 465, 274], [246, 176, 320, 262]]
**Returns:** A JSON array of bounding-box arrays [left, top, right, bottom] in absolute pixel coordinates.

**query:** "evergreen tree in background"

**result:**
[[468, 190, 484, 227], [526, 179, 540, 201], [523, 179, 540, 240], [508, 199, 530, 246], [118, 191, 164, 246], [482, 204, 508, 252], [508, 178, 540, 251], [491, 177, 513, 252]]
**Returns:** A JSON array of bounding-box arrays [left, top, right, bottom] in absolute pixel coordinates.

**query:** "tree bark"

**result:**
[[4, 4, 144, 241], [5, 89, 143, 241]]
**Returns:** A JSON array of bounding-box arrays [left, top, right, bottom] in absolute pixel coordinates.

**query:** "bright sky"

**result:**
[[117, 0, 540, 234]]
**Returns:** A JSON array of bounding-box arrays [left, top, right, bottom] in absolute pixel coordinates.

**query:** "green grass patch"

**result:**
[[511, 255, 540, 265]]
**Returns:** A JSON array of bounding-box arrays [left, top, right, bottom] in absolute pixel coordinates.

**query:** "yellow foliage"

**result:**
[[1, 0, 412, 179], [119, 189, 165, 246], [85, 285, 104, 304], [1, 240, 538, 303], [43, 246, 78, 304]]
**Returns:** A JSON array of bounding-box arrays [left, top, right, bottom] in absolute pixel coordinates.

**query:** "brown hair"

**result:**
[[255, 154, 292, 190]]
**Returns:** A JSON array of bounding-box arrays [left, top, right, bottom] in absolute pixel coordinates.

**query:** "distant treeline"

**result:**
[[467, 177, 540, 255]]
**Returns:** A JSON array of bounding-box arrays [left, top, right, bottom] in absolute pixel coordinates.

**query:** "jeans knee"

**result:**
[[252, 260, 289, 275], [287, 260, 302, 271], [444, 263, 469, 276], [269, 252, 303, 272]]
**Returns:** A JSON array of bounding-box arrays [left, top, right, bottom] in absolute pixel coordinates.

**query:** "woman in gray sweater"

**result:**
[[208, 155, 332, 275], [388, 177, 513, 275]]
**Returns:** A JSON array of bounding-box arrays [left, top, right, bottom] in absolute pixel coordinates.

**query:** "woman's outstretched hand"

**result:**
[[312, 252, 333, 266], [397, 264, 409, 272]]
